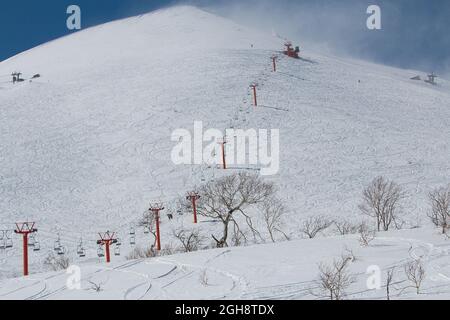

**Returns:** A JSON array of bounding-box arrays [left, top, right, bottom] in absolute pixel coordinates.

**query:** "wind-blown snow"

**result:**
[[0, 5, 449, 295]]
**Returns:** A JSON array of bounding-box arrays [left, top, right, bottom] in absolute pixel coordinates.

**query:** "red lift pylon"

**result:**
[[149, 203, 165, 251], [283, 41, 300, 59], [250, 84, 258, 107], [186, 192, 201, 224], [97, 231, 117, 263], [217, 136, 227, 169], [14, 222, 37, 276], [272, 55, 278, 72]]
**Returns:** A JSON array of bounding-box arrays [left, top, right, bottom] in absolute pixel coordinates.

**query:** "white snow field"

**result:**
[[0, 5, 449, 299], [0, 228, 449, 300]]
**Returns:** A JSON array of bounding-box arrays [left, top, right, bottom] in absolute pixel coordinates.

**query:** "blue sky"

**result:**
[[0, 0, 449, 74]]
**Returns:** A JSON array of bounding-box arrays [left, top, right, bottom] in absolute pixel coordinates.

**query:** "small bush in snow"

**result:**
[[358, 222, 376, 247], [316, 254, 355, 300], [428, 185, 450, 234], [300, 216, 333, 239], [334, 219, 360, 235], [43, 252, 71, 271], [126, 246, 157, 260], [404, 259, 426, 294], [173, 228, 205, 252]]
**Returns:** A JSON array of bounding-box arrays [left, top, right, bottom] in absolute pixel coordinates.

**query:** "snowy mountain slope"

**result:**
[[0, 228, 449, 300], [0, 5, 449, 283]]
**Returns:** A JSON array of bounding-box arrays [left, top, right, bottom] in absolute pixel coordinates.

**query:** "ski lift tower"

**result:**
[[426, 72, 438, 85], [186, 192, 201, 224], [250, 83, 258, 107], [217, 136, 227, 169], [97, 231, 117, 263], [149, 203, 165, 251], [11, 72, 22, 84], [283, 41, 300, 59], [14, 222, 37, 276], [272, 55, 278, 72]]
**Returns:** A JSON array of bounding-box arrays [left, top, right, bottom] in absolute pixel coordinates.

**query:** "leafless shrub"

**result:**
[[316, 255, 355, 300], [88, 280, 104, 292], [404, 260, 426, 294], [231, 224, 248, 247], [359, 176, 405, 231], [428, 185, 450, 234], [358, 222, 376, 247], [138, 210, 157, 246], [386, 268, 395, 300], [43, 252, 71, 271], [343, 246, 358, 262], [160, 243, 178, 256], [261, 197, 289, 242], [126, 246, 157, 260], [173, 228, 205, 252], [197, 173, 276, 248], [300, 216, 333, 239], [334, 219, 360, 235]]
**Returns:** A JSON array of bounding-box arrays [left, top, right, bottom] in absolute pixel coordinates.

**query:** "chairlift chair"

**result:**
[[5, 237, 13, 249], [33, 241, 40, 251], [57, 246, 66, 255], [129, 227, 135, 236], [0, 232, 5, 250], [114, 246, 121, 256], [28, 234, 36, 246], [54, 240, 61, 251], [97, 245, 104, 257], [130, 235, 136, 246], [144, 226, 150, 234], [77, 245, 86, 257]]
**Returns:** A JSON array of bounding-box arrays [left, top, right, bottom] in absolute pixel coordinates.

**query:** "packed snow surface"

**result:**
[[0, 228, 450, 300]]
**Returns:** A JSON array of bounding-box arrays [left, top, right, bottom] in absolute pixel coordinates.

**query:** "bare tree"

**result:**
[[358, 222, 376, 247], [317, 255, 355, 300], [173, 227, 205, 252], [197, 173, 275, 248], [404, 260, 426, 294], [386, 268, 395, 300], [138, 210, 157, 247], [261, 197, 289, 242], [300, 216, 333, 239], [334, 219, 360, 235], [359, 176, 405, 231], [428, 185, 450, 234]]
